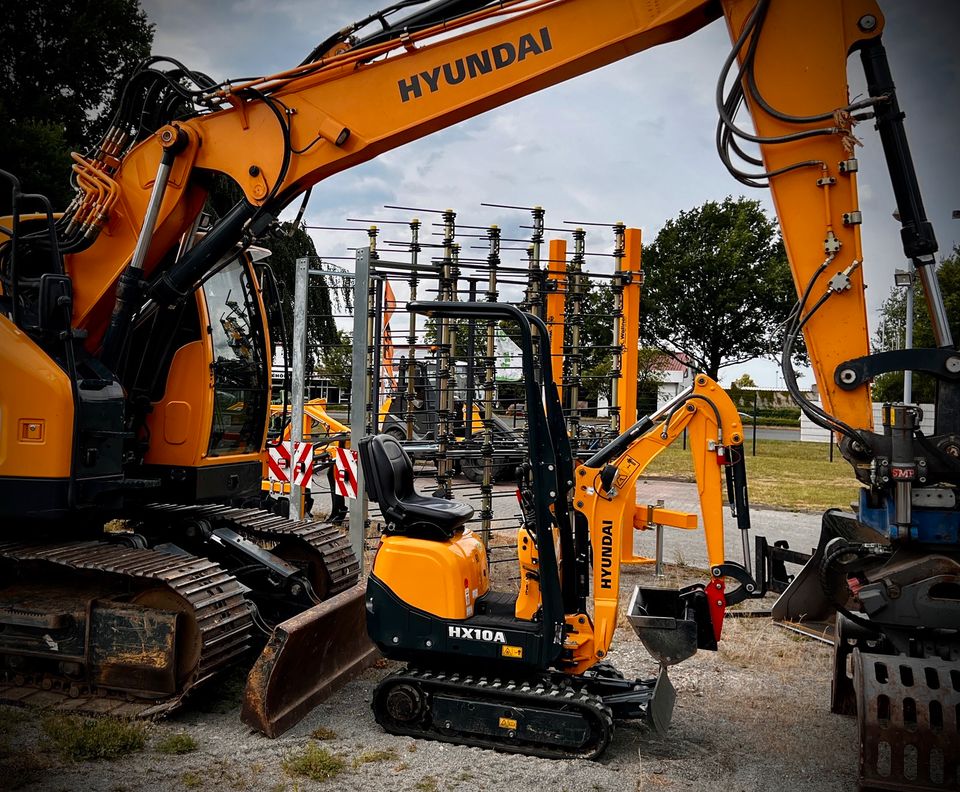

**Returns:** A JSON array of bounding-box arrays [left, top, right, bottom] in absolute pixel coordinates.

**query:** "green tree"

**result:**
[[262, 222, 349, 373], [635, 348, 666, 415], [640, 196, 796, 379], [318, 330, 353, 393], [872, 247, 960, 403], [0, 1, 154, 211], [204, 175, 346, 375]]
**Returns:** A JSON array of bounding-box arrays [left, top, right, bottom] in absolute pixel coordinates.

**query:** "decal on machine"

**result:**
[[398, 27, 554, 102], [600, 519, 614, 589], [448, 625, 507, 643]]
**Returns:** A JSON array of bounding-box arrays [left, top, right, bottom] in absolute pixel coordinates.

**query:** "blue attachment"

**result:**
[[858, 489, 960, 544]]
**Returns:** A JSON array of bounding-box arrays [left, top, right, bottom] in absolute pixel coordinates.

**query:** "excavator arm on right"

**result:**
[[723, 2, 959, 788]]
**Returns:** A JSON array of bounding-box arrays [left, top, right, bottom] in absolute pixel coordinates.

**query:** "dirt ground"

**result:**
[[0, 550, 861, 792]]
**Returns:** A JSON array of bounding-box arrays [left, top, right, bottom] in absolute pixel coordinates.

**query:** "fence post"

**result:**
[[349, 248, 371, 569], [290, 256, 309, 520]]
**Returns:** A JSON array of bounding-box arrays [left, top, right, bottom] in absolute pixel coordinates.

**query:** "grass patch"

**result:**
[[415, 776, 440, 792], [353, 747, 398, 767], [156, 732, 198, 755], [643, 439, 858, 512], [182, 771, 203, 789], [282, 742, 347, 783], [42, 714, 147, 761], [309, 726, 337, 741]]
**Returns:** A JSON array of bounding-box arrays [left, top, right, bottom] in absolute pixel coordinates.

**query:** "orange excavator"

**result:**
[[1, 1, 956, 783]]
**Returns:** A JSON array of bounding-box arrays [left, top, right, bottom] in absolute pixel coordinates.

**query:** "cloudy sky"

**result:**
[[141, 0, 959, 387]]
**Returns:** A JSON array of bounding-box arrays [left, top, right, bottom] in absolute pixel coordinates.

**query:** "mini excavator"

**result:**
[[360, 302, 755, 758]]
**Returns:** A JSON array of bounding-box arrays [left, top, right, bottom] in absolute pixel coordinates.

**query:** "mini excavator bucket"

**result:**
[[241, 583, 378, 737], [626, 583, 717, 666]]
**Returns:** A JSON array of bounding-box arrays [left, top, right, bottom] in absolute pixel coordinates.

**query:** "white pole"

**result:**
[[290, 256, 310, 520]]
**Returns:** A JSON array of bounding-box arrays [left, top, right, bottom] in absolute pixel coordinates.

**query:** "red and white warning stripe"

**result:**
[[268, 441, 313, 486], [333, 447, 359, 500], [267, 442, 291, 483], [291, 441, 314, 487]]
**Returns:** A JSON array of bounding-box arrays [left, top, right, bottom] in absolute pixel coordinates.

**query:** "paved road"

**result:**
[[631, 477, 821, 572], [310, 469, 822, 575], [741, 424, 801, 442]]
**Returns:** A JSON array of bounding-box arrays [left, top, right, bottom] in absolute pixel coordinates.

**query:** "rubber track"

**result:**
[[142, 503, 360, 596], [373, 666, 614, 759], [0, 540, 254, 717]]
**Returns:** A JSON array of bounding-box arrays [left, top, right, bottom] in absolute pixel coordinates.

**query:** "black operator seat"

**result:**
[[358, 434, 474, 540]]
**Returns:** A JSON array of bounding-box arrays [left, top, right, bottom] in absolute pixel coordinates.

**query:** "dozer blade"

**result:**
[[771, 510, 883, 641], [241, 583, 378, 737], [647, 665, 677, 734]]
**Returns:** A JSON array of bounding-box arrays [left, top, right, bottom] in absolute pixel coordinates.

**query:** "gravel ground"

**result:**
[[0, 479, 862, 792]]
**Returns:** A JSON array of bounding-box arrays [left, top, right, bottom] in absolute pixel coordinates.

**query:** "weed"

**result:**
[[310, 726, 338, 741], [353, 747, 398, 767], [415, 776, 439, 792], [457, 770, 475, 781], [156, 732, 198, 755], [182, 771, 203, 789], [394, 761, 409, 772], [42, 714, 147, 761], [407, 742, 418, 752], [282, 742, 347, 783]]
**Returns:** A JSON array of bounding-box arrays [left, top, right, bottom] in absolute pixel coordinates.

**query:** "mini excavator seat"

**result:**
[[359, 435, 474, 539]]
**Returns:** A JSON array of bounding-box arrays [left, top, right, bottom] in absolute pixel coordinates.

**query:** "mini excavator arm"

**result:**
[[565, 374, 754, 675]]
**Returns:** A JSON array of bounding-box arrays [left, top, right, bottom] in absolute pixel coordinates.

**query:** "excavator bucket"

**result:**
[[770, 510, 883, 641], [241, 583, 378, 737], [627, 584, 716, 666]]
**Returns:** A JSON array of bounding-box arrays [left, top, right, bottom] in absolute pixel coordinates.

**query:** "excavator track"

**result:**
[[372, 667, 614, 759], [0, 504, 361, 719], [0, 540, 254, 717], [140, 503, 360, 600]]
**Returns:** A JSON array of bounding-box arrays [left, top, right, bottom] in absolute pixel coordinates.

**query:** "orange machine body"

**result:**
[[373, 529, 490, 620]]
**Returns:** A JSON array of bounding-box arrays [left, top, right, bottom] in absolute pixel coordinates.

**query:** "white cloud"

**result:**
[[140, 0, 960, 384]]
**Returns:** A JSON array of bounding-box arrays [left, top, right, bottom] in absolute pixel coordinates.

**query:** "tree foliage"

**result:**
[[872, 247, 960, 403], [318, 330, 353, 392], [640, 196, 796, 379], [203, 175, 346, 376], [578, 282, 615, 400], [0, 1, 154, 211], [262, 222, 344, 372]]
